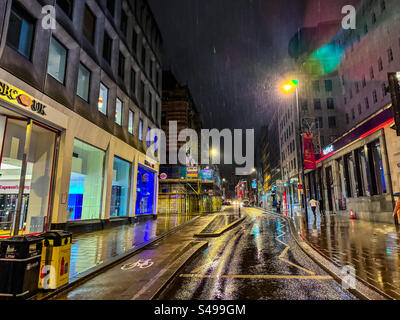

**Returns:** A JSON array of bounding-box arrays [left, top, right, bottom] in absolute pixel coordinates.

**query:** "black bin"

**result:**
[[0, 235, 43, 300]]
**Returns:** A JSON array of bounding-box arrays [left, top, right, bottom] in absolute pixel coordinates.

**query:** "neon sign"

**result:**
[[322, 145, 334, 156]]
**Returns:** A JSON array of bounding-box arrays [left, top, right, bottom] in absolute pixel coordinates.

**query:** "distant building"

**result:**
[[158, 71, 221, 214]]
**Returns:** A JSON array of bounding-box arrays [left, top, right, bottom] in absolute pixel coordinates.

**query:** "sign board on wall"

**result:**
[[0, 80, 47, 116], [186, 167, 198, 178]]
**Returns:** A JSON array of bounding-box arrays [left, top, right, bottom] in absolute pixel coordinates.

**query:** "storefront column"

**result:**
[[379, 133, 393, 196], [50, 129, 74, 225], [101, 141, 115, 221], [131, 154, 139, 216]]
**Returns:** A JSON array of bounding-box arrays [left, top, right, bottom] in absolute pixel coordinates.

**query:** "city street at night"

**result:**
[[2, 0, 400, 314]]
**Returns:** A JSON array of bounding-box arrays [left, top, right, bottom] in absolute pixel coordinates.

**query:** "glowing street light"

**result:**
[[280, 79, 309, 221], [282, 79, 299, 93]]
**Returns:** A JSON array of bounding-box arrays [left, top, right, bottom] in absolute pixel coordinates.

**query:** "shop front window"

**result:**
[[68, 139, 104, 221], [110, 157, 131, 217], [0, 117, 56, 236], [368, 140, 387, 195], [359, 146, 372, 197], [135, 165, 155, 215]]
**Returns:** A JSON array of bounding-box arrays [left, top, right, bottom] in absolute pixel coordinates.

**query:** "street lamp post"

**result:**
[[282, 80, 309, 223]]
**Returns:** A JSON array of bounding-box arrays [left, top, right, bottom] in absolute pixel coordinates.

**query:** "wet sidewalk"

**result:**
[[281, 208, 400, 299], [68, 213, 199, 281]]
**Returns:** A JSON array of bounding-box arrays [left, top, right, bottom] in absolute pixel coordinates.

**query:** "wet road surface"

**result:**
[[69, 213, 198, 280], [158, 207, 357, 300], [289, 209, 400, 299]]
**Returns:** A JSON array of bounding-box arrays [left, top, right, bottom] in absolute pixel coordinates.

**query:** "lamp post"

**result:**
[[282, 80, 309, 222]]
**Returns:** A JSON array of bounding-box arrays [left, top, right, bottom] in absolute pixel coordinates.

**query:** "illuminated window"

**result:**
[[115, 98, 122, 125]]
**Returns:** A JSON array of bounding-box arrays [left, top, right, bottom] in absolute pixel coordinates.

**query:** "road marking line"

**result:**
[[274, 218, 315, 275], [179, 274, 333, 280]]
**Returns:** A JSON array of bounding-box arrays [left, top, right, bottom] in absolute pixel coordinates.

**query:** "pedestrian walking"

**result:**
[[393, 194, 400, 224], [276, 201, 281, 213], [309, 198, 319, 218]]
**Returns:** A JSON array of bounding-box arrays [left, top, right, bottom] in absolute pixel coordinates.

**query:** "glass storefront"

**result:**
[[135, 165, 156, 215], [110, 157, 131, 217], [0, 116, 57, 236], [68, 139, 105, 221]]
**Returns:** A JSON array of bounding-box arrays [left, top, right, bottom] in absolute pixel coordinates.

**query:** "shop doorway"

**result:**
[[135, 165, 156, 215], [0, 114, 57, 237]]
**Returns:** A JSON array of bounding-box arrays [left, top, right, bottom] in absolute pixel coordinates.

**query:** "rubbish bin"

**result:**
[[38, 231, 72, 290], [0, 235, 43, 300]]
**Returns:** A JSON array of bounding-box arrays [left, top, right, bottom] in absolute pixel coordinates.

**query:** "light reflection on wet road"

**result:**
[[291, 211, 400, 299], [158, 207, 357, 300]]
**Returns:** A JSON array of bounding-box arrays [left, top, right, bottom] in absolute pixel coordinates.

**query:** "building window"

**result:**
[[378, 57, 383, 71], [120, 10, 128, 36], [138, 119, 143, 140], [103, 32, 113, 64], [312, 80, 320, 92], [381, 0, 386, 12], [106, 0, 115, 16], [301, 99, 308, 111], [373, 90, 378, 103], [141, 45, 146, 67], [388, 48, 394, 63], [83, 5, 96, 44], [314, 99, 321, 110], [57, 0, 74, 18], [130, 69, 136, 97], [349, 88, 353, 99], [7, 4, 35, 59], [68, 139, 105, 221], [325, 80, 332, 92], [115, 98, 123, 125], [328, 116, 336, 129], [128, 110, 134, 134], [355, 82, 359, 93], [362, 76, 366, 87], [315, 117, 323, 129], [161, 111, 166, 125], [369, 140, 387, 195], [129, 31, 137, 56], [147, 127, 151, 147], [47, 37, 67, 84], [118, 52, 125, 79], [149, 92, 153, 116], [346, 113, 349, 124], [327, 98, 334, 109], [352, 108, 355, 120], [139, 80, 145, 105], [382, 83, 387, 97], [77, 63, 91, 101], [98, 82, 108, 115], [365, 97, 370, 109], [358, 103, 362, 115], [372, 13, 376, 24], [110, 157, 131, 217]]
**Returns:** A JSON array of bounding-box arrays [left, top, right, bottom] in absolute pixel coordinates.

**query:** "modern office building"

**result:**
[[0, 0, 162, 236]]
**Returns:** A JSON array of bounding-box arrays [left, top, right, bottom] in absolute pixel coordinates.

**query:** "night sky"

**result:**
[[148, 0, 359, 177]]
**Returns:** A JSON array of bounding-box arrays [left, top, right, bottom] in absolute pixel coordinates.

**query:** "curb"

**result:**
[[259, 208, 390, 300], [33, 214, 206, 300], [132, 240, 209, 300], [194, 216, 246, 237]]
